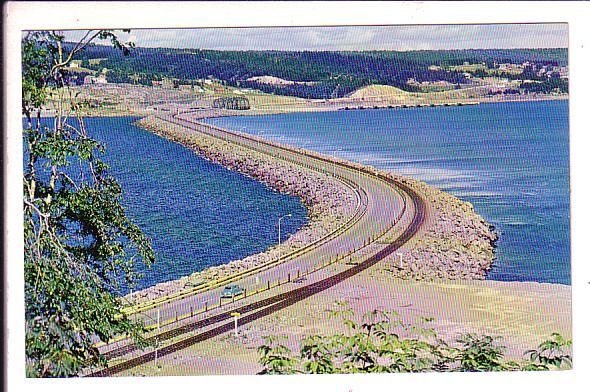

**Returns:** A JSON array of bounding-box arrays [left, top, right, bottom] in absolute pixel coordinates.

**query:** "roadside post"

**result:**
[[154, 337, 159, 369], [230, 312, 241, 338], [397, 252, 404, 269]]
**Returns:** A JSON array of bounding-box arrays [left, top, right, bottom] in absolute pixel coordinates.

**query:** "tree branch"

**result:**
[[49, 30, 104, 76]]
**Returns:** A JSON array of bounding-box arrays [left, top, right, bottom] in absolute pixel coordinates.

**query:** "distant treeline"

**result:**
[[520, 78, 569, 94], [73, 44, 568, 99]]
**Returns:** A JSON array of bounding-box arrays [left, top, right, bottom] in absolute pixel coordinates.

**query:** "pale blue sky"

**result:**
[[63, 24, 568, 51]]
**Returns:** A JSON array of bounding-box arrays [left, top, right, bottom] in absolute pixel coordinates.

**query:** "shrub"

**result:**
[[257, 303, 572, 374]]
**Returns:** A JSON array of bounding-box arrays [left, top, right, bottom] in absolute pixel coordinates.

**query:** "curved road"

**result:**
[[88, 111, 426, 376], [127, 113, 407, 324]]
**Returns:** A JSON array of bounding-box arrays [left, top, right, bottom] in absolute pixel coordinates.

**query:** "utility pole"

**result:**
[[278, 213, 292, 253], [157, 308, 161, 331], [154, 337, 159, 369], [155, 308, 161, 369]]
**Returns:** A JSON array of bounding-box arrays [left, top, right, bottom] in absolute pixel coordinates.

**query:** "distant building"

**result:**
[[83, 75, 107, 85], [162, 78, 174, 89]]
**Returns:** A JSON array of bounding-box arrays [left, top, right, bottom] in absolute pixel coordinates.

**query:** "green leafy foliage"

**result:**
[[257, 336, 299, 374], [22, 30, 152, 377], [456, 333, 507, 371], [258, 304, 572, 374], [522, 333, 572, 370]]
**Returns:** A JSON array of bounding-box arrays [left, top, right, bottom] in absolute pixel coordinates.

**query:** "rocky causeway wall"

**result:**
[[127, 115, 497, 303], [383, 173, 497, 280]]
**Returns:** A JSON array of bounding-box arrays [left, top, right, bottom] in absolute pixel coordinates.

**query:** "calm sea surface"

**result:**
[[204, 100, 570, 285], [26, 117, 308, 292]]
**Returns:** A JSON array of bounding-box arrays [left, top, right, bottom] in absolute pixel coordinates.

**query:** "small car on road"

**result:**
[[221, 284, 245, 298]]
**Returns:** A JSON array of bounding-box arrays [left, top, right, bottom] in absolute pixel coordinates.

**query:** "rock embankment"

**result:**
[[127, 116, 358, 302], [126, 114, 498, 302], [378, 169, 497, 280], [316, 157, 497, 281]]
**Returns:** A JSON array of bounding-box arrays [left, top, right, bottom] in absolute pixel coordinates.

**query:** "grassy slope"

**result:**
[[345, 84, 496, 103]]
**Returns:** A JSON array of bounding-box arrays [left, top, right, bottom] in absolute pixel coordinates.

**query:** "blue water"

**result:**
[[204, 100, 570, 285], [24, 117, 308, 292]]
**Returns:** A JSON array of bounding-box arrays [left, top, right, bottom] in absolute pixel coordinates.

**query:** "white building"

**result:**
[[83, 75, 107, 85]]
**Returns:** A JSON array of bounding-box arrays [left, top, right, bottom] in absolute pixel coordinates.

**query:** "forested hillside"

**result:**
[[73, 45, 568, 99]]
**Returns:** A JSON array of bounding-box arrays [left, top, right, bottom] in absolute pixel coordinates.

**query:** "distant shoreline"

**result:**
[[30, 82, 568, 118]]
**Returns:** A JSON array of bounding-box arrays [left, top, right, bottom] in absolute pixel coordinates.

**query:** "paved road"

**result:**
[[89, 111, 424, 376], [128, 113, 407, 325]]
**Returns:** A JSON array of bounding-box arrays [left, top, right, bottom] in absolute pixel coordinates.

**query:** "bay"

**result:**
[[204, 100, 570, 285], [25, 117, 308, 293]]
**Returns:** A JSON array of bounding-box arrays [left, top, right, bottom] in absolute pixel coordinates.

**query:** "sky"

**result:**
[[61, 24, 568, 51]]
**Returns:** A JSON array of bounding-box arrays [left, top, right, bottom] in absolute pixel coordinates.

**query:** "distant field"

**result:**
[[205, 82, 309, 109], [448, 63, 524, 76], [342, 84, 492, 104], [347, 84, 412, 100], [448, 64, 488, 73], [64, 66, 97, 74], [42, 79, 567, 118]]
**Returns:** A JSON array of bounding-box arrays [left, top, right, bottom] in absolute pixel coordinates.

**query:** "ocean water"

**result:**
[[204, 100, 570, 285], [24, 117, 308, 292]]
